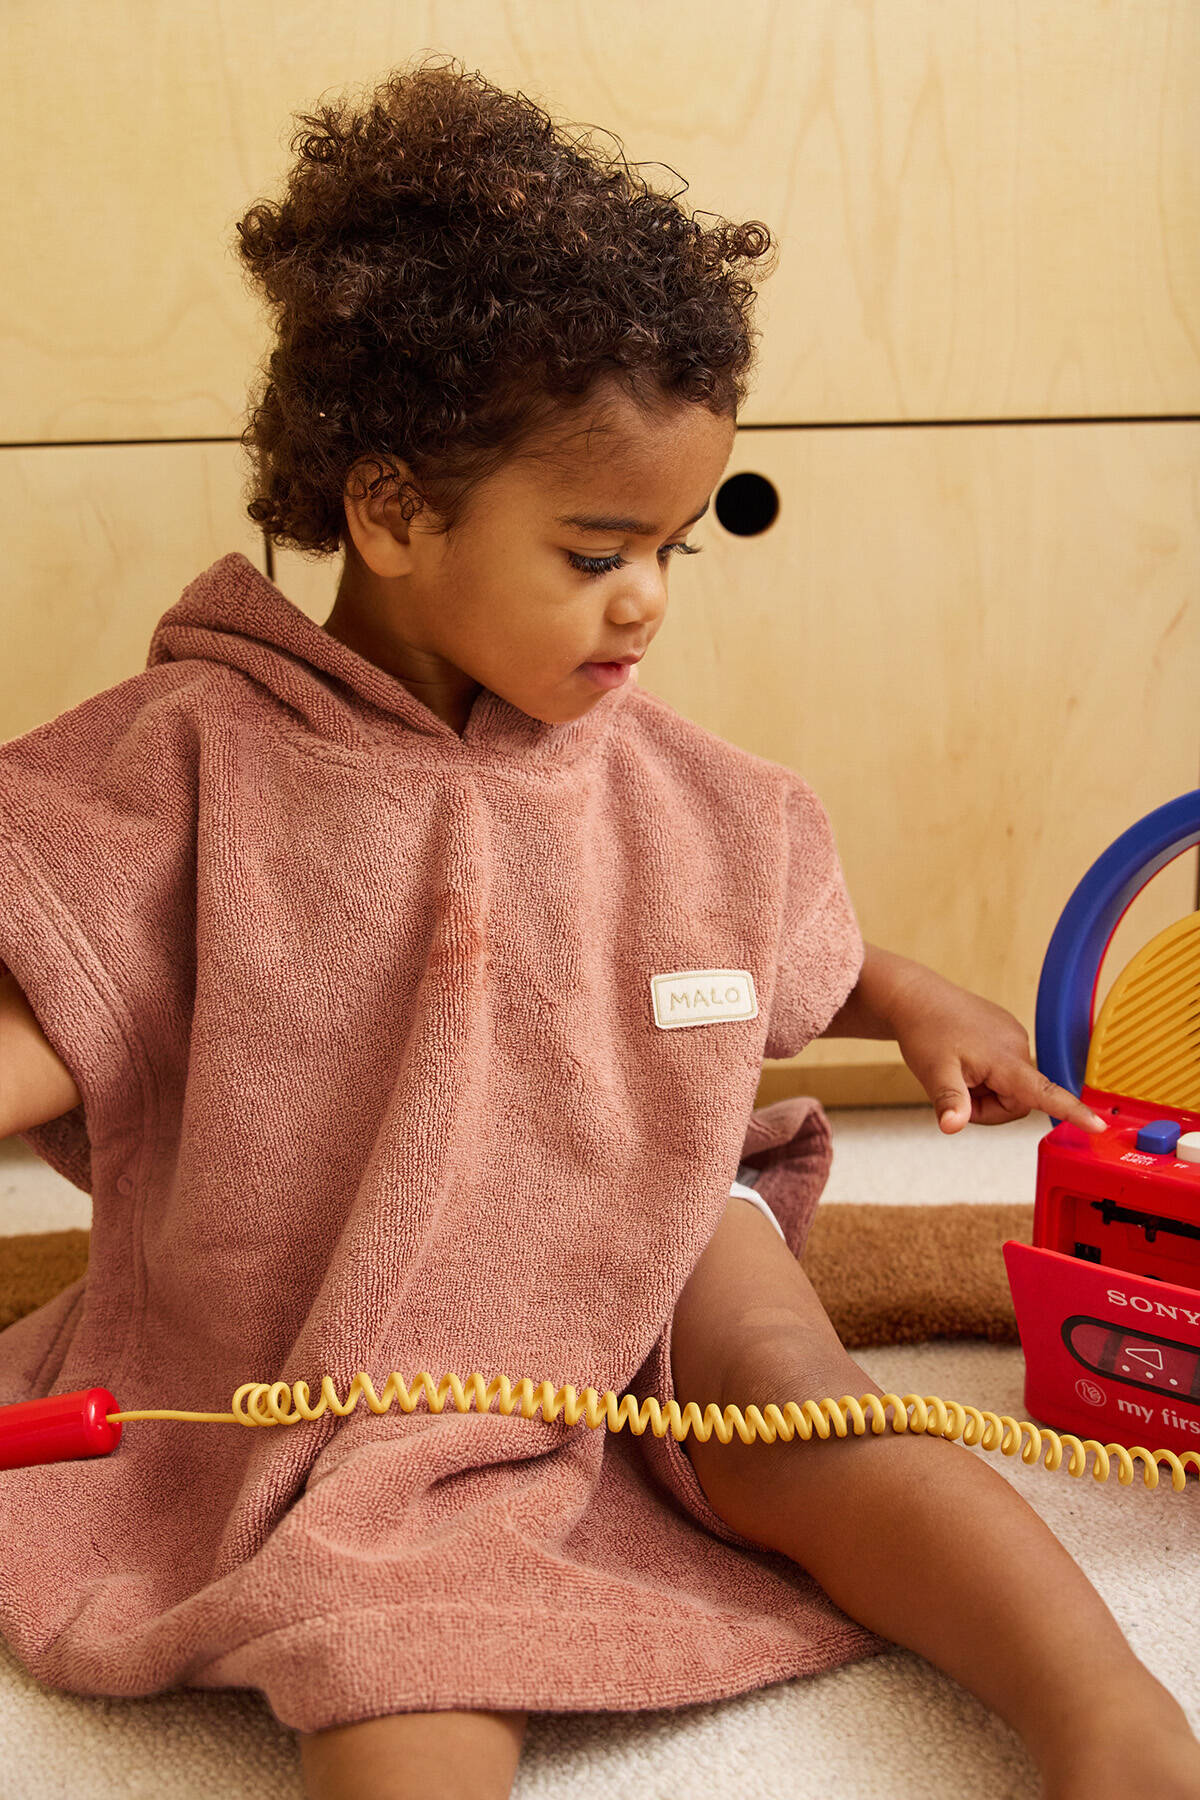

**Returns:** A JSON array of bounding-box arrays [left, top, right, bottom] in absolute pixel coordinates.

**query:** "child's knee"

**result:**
[[671, 1195, 868, 1423], [676, 1311, 876, 1526]]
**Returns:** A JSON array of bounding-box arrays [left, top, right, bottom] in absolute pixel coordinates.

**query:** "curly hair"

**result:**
[[233, 52, 777, 557]]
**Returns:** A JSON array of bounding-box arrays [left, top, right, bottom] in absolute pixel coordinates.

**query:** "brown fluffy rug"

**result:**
[[0, 1204, 1032, 1347]]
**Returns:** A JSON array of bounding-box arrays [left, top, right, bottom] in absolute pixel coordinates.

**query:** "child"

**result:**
[[0, 54, 1196, 1800]]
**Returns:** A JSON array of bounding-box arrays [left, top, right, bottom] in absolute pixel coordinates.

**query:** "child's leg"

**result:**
[[671, 1199, 1200, 1796], [298, 1707, 527, 1800]]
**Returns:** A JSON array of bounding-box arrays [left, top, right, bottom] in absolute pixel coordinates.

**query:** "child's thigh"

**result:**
[[298, 1707, 528, 1800], [670, 1198, 876, 1501]]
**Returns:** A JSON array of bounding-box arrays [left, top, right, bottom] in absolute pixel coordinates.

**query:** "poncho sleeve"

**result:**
[[761, 772, 864, 1062], [0, 670, 201, 1194]]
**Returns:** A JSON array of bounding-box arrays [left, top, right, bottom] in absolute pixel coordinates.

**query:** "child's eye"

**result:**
[[566, 543, 704, 578]]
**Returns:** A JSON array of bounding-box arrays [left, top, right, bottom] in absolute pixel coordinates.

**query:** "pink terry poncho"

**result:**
[[0, 552, 886, 1733]]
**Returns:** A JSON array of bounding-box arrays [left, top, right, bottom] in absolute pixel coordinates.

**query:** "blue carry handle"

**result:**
[[1035, 791, 1200, 1112]]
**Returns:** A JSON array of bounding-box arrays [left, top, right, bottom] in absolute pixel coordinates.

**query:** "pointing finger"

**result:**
[[1009, 1063, 1106, 1132]]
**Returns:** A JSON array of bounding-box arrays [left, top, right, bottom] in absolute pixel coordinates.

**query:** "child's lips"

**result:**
[[580, 661, 634, 690]]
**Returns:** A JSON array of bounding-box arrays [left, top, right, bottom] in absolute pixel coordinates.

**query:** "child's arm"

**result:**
[[0, 966, 82, 1139], [819, 940, 927, 1039], [818, 940, 1106, 1137]]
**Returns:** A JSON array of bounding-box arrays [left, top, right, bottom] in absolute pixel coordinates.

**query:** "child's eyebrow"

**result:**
[[554, 497, 711, 536]]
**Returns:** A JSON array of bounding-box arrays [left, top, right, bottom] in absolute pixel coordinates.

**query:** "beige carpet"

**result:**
[[1, 1111, 1195, 1799]]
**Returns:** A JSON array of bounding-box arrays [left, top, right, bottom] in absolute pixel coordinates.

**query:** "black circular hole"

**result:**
[[715, 471, 779, 538]]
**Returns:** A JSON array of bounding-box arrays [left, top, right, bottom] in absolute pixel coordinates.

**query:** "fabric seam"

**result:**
[[0, 810, 156, 1117], [228, 685, 612, 786], [186, 1594, 880, 1677], [0, 815, 158, 1394]]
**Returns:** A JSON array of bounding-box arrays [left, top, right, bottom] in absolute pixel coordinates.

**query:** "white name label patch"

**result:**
[[650, 968, 759, 1030]]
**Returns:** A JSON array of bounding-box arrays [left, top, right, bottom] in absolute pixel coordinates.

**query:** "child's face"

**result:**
[[329, 383, 738, 734]]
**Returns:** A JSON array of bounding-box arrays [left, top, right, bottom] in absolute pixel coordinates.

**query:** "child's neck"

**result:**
[[322, 576, 481, 737]]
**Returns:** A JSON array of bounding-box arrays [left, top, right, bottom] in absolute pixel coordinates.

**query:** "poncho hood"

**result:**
[[147, 551, 634, 764]]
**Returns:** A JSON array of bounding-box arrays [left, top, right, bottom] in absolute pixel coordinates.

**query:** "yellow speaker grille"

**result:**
[[1085, 911, 1200, 1111]]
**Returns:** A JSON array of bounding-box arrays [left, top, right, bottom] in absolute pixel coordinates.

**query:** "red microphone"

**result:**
[[0, 1389, 123, 1471]]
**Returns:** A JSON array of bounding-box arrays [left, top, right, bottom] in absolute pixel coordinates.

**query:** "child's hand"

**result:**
[[887, 965, 1107, 1137]]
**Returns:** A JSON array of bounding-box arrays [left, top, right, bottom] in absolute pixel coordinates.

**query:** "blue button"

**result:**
[[1136, 1119, 1182, 1154]]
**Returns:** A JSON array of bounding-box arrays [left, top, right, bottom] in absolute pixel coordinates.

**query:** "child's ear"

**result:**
[[342, 458, 432, 579]]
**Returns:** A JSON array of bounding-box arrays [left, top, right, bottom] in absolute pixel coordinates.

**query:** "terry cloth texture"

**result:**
[[0, 552, 885, 1735], [0, 1203, 1036, 1350]]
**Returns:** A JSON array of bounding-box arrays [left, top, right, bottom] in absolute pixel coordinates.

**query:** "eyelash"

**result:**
[[566, 543, 704, 577]]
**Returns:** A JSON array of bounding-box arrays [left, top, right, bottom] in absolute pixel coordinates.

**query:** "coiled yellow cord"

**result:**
[[107, 1370, 1200, 1492]]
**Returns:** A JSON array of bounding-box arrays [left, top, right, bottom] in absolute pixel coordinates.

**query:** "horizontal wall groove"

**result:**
[[738, 413, 1200, 431], [3, 414, 1199, 451]]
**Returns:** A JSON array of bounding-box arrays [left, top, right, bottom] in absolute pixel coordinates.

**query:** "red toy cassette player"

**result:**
[[1004, 791, 1200, 1458]]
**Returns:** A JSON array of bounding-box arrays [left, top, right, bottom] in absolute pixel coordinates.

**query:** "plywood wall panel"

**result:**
[[4, 0, 1197, 442], [0, 445, 264, 740]]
